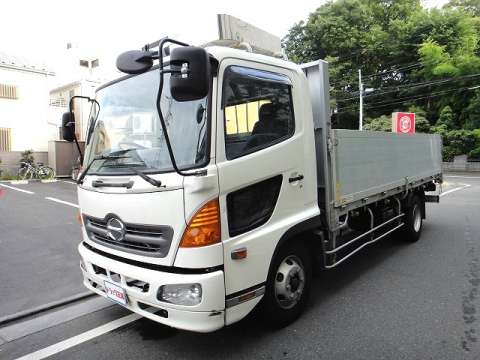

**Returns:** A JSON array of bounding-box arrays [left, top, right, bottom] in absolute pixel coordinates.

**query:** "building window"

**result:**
[[79, 60, 89, 67], [49, 97, 67, 107], [0, 128, 12, 151], [0, 84, 18, 100]]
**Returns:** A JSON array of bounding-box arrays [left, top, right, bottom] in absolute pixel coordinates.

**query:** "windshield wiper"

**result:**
[[77, 152, 163, 188], [77, 154, 128, 185], [120, 163, 163, 187]]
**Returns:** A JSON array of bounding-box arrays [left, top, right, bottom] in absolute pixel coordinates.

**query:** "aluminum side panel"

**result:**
[[331, 130, 442, 206]]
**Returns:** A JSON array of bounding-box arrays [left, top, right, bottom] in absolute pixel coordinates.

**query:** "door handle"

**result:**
[[288, 174, 304, 183]]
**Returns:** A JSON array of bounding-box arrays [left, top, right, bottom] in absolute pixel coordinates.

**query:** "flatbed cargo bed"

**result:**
[[329, 129, 442, 211]]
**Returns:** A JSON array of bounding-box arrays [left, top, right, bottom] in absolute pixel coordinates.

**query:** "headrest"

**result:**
[[259, 103, 275, 120]]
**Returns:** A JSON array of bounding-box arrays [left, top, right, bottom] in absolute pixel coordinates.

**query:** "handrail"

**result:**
[[325, 213, 405, 255]]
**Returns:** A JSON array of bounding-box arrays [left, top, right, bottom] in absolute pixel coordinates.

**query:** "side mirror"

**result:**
[[62, 112, 76, 142], [116, 50, 154, 74], [170, 46, 211, 102]]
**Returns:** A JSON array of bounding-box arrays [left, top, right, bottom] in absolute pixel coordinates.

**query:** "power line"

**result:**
[[330, 61, 424, 86], [337, 72, 480, 102], [336, 85, 478, 114]]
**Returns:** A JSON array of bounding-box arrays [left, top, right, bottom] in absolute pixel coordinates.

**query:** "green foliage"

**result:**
[[469, 146, 480, 158], [446, 0, 480, 16], [364, 115, 391, 131], [283, 1, 480, 132], [20, 150, 34, 165], [439, 129, 478, 160], [0, 172, 20, 181], [436, 105, 456, 128], [465, 90, 480, 129]]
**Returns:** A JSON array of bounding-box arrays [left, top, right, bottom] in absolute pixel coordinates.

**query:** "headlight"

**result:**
[[157, 283, 202, 306]]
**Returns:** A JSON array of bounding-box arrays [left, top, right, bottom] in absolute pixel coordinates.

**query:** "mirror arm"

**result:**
[[68, 95, 100, 166], [155, 38, 206, 177]]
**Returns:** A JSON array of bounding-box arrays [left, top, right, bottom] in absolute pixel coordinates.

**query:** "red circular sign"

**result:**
[[399, 115, 412, 133]]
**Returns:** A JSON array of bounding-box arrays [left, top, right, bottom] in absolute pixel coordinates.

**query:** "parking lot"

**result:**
[[0, 174, 480, 359], [0, 180, 82, 319]]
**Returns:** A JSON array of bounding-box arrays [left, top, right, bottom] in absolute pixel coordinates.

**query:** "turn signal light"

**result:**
[[180, 199, 221, 248], [76, 212, 83, 226]]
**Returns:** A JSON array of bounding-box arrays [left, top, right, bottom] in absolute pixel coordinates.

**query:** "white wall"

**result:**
[[0, 67, 56, 151]]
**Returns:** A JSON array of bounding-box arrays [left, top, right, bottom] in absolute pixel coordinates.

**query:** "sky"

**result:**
[[1, 0, 449, 81]]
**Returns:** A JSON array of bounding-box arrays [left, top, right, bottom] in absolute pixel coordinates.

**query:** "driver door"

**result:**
[[216, 59, 318, 312]]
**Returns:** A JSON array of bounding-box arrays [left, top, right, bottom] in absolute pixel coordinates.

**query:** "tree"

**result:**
[[283, 2, 480, 129], [20, 150, 34, 165], [446, 0, 480, 16], [465, 90, 480, 129], [436, 105, 456, 128], [364, 115, 391, 131], [440, 129, 478, 160]]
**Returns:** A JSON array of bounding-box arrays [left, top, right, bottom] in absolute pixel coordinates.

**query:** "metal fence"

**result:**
[[443, 161, 480, 172]]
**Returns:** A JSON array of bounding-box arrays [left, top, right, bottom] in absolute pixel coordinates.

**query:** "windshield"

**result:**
[[83, 69, 209, 175]]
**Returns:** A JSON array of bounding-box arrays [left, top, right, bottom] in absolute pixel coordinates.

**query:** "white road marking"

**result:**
[[440, 184, 471, 197], [0, 184, 34, 194], [45, 197, 79, 208], [14, 313, 141, 360], [444, 175, 480, 179], [59, 180, 77, 185]]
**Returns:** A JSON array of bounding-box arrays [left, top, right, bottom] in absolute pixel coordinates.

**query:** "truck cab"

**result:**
[[74, 45, 320, 332]]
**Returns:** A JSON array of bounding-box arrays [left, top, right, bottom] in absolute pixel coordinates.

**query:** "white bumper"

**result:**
[[79, 243, 225, 333]]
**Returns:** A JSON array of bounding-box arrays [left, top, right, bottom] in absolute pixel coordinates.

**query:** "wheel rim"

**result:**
[[274, 255, 305, 310], [413, 204, 422, 232]]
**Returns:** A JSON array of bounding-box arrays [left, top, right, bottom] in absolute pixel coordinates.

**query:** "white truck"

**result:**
[[61, 38, 442, 332]]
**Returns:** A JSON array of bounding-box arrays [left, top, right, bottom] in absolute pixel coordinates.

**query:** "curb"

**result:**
[[0, 179, 58, 184], [0, 292, 95, 328]]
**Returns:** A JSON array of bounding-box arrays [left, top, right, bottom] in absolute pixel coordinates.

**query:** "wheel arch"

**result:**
[[266, 216, 323, 281], [405, 189, 426, 219]]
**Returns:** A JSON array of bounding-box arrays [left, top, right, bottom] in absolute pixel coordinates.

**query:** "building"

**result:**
[[49, 79, 99, 142], [0, 51, 56, 152], [49, 43, 110, 142]]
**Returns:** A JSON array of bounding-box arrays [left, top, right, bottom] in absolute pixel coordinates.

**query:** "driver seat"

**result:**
[[252, 103, 277, 135]]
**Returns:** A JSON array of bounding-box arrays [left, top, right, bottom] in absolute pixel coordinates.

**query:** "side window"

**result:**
[[222, 66, 294, 160]]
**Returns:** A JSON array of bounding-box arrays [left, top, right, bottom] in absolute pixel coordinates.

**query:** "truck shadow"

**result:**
[[126, 233, 416, 358]]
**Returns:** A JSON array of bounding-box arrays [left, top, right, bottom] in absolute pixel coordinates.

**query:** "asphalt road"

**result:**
[[1, 174, 479, 360], [0, 180, 83, 318]]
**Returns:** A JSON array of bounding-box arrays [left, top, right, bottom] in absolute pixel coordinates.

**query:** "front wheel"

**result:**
[[261, 242, 312, 328], [399, 195, 423, 242]]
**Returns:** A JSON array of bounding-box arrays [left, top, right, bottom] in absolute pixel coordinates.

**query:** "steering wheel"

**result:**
[[117, 141, 147, 150]]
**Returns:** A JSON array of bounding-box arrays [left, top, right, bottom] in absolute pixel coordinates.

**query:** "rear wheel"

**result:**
[[399, 195, 423, 242], [37, 166, 55, 179], [262, 241, 312, 328]]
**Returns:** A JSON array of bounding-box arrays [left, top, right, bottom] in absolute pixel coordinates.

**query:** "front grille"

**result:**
[[84, 215, 174, 257]]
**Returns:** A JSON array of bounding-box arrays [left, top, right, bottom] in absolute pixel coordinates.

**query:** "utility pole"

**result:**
[[359, 69, 363, 130]]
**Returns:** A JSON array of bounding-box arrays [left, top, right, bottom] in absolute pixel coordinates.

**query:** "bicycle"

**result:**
[[17, 162, 55, 180]]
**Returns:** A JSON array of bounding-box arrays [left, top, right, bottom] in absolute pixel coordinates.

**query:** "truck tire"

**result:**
[[262, 241, 312, 328], [400, 195, 423, 242]]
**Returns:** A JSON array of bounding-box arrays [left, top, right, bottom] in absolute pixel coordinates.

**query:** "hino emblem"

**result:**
[[106, 217, 126, 242]]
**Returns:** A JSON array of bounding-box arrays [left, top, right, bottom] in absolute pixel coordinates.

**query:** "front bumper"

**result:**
[[79, 243, 225, 333]]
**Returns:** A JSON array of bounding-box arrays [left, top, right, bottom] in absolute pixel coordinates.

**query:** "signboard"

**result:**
[[392, 112, 415, 134], [217, 14, 282, 55]]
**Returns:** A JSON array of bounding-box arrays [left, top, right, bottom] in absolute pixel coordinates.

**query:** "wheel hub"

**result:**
[[274, 255, 305, 309]]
